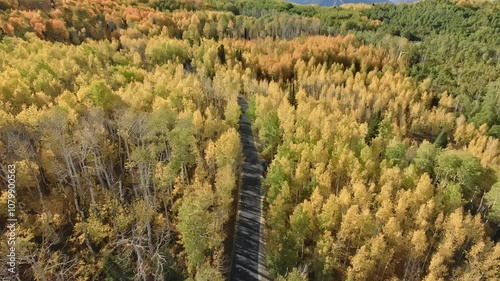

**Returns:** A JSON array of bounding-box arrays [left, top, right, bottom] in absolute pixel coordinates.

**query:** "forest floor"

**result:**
[[229, 97, 270, 281]]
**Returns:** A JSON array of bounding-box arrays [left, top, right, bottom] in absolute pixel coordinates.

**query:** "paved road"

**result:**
[[230, 97, 269, 281]]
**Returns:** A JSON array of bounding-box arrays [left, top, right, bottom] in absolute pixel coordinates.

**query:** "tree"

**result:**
[[348, 245, 375, 280], [259, 111, 280, 157], [319, 194, 342, 233], [44, 18, 68, 42], [434, 130, 448, 149], [435, 150, 487, 200], [365, 111, 381, 144], [177, 180, 218, 274], [424, 208, 471, 281], [289, 204, 311, 260], [217, 44, 226, 64], [458, 242, 500, 281], [277, 267, 307, 281], [442, 184, 463, 214], [145, 37, 189, 65], [77, 80, 121, 113], [472, 80, 500, 132], [413, 140, 439, 177], [224, 97, 241, 128], [385, 139, 407, 168]]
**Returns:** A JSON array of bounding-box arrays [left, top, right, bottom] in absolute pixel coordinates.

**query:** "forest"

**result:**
[[0, 0, 498, 280]]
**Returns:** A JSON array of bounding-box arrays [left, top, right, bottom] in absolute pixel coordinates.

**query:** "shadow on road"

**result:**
[[230, 97, 270, 281]]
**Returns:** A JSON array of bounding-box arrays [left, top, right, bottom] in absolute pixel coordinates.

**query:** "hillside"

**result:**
[[287, 0, 420, 5], [0, 0, 498, 280], [288, 0, 390, 5]]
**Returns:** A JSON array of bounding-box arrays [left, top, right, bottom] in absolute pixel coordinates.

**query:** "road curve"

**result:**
[[230, 97, 269, 281]]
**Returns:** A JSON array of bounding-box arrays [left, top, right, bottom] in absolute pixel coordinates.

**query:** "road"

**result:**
[[229, 97, 269, 281]]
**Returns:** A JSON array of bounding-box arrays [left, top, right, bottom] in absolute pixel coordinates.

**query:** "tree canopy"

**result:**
[[0, 0, 499, 280]]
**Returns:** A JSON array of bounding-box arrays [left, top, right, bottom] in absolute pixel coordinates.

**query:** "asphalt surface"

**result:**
[[230, 97, 269, 281]]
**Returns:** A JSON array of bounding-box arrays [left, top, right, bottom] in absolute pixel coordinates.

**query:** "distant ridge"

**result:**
[[287, 0, 419, 6], [287, 0, 389, 5]]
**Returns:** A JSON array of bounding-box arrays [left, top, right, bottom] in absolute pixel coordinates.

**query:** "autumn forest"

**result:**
[[0, 0, 499, 280]]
